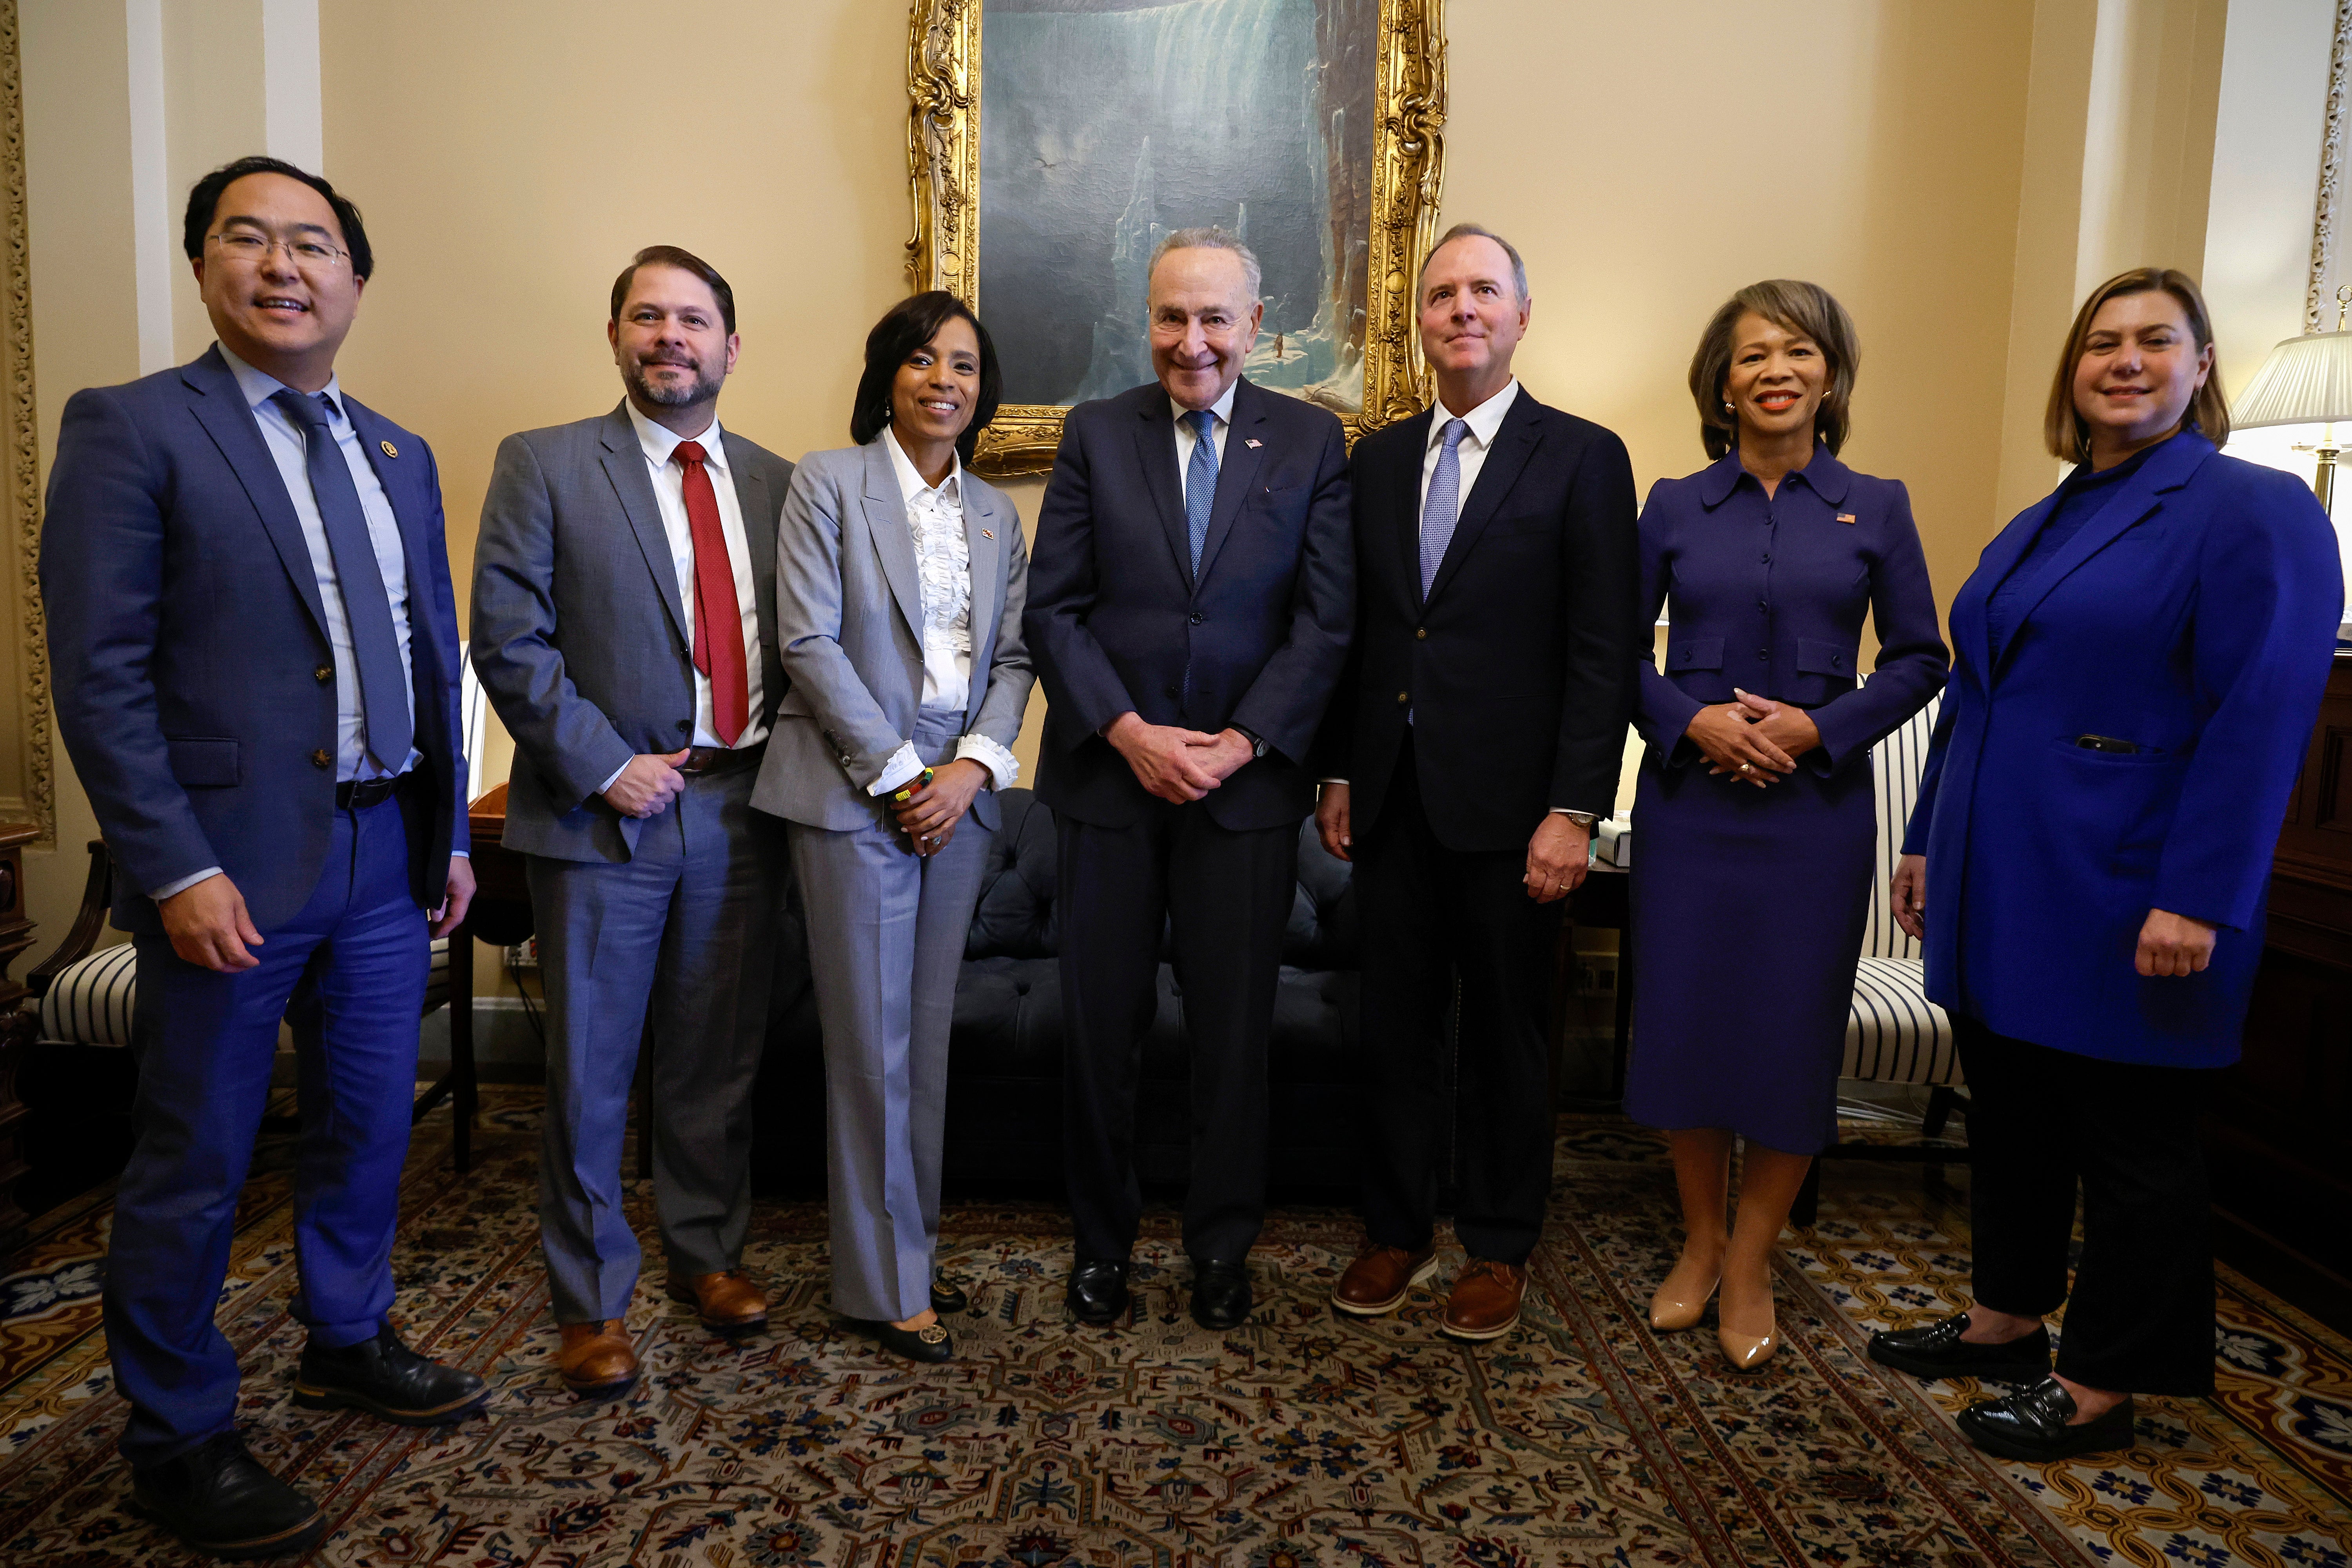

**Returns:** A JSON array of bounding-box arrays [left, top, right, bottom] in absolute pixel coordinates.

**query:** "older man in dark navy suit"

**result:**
[[1026, 227, 1353, 1332], [42, 157, 483, 1560]]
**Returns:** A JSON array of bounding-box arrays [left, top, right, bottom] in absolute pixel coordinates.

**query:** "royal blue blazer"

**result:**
[[1634, 447, 1946, 772], [1903, 433, 2341, 1067], [41, 346, 468, 935]]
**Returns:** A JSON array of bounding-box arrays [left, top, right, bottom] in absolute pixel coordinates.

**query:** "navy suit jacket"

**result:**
[[42, 345, 467, 935], [1311, 389, 1642, 851], [1903, 433, 2340, 1067], [1025, 377, 1354, 831], [1634, 448, 1947, 775]]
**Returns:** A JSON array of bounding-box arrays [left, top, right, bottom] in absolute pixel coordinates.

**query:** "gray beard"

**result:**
[[626, 358, 724, 408]]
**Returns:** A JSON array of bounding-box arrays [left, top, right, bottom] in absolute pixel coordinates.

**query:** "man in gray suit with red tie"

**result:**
[[471, 247, 793, 1398]]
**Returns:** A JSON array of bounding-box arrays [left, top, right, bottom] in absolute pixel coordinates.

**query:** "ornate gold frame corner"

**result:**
[[0, 0, 47, 846], [905, 0, 1446, 477]]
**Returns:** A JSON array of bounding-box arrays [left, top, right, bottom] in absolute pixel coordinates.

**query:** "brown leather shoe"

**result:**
[[1332, 1244, 1440, 1316], [665, 1268, 768, 1335], [555, 1319, 638, 1398], [1440, 1259, 1527, 1342]]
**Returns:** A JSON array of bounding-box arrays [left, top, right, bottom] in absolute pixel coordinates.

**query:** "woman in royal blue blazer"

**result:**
[[1868, 269, 2341, 1461], [1626, 281, 1947, 1370]]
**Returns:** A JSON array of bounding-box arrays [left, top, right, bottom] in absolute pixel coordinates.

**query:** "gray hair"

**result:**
[[1150, 226, 1263, 301], [1419, 222, 1530, 305]]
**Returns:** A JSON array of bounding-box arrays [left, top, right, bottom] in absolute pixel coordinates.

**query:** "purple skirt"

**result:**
[[1622, 745, 1876, 1154]]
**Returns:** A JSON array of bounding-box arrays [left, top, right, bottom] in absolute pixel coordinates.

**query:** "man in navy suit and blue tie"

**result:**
[[1026, 228, 1353, 1332], [42, 157, 485, 1560]]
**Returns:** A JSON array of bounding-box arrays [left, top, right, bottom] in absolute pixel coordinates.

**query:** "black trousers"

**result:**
[[1956, 1015, 2219, 1396], [1356, 735, 1564, 1265], [1057, 800, 1299, 1264]]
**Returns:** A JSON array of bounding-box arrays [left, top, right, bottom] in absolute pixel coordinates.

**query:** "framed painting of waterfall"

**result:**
[[906, 0, 1448, 476]]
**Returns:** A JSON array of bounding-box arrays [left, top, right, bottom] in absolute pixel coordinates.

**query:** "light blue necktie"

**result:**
[[1183, 408, 1218, 575], [273, 389, 413, 770], [1420, 417, 1469, 597]]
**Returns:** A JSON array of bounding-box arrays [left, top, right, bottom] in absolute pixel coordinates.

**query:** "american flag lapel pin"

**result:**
[[1245, 438, 1263, 448], [981, 528, 994, 539], [1836, 513, 1857, 524]]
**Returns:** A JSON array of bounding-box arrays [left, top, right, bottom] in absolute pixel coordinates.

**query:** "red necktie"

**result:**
[[673, 440, 748, 746]]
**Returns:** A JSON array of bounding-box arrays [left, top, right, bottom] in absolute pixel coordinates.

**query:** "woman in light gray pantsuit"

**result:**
[[750, 291, 1031, 1363]]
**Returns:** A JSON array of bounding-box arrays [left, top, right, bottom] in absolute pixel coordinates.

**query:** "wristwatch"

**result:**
[[1558, 809, 1599, 831], [1232, 724, 1270, 760]]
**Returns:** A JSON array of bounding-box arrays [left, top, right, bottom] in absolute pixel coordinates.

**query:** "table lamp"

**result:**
[[2234, 284, 2352, 510]]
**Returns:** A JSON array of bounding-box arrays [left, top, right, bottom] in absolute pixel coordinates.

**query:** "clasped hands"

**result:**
[[890, 759, 989, 857], [1685, 688, 1820, 787], [1106, 712, 1255, 804]]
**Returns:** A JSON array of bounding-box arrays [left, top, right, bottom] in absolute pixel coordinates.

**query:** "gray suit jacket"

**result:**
[[471, 401, 793, 862], [750, 440, 1033, 832]]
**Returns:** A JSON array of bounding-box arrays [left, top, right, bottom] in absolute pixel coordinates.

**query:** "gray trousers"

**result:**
[[528, 762, 784, 1324], [789, 713, 990, 1322]]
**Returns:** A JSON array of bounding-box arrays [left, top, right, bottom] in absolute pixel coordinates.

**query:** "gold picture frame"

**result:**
[[905, 0, 1446, 477]]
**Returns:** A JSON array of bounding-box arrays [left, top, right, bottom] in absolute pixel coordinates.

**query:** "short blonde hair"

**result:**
[[1688, 279, 1860, 460], [2043, 268, 2229, 461]]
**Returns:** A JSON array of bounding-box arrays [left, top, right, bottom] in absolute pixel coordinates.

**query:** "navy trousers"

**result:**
[[104, 794, 429, 1468]]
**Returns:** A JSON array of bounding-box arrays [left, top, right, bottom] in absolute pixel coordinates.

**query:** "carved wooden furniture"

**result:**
[[2216, 651, 2352, 1328], [0, 821, 42, 1253]]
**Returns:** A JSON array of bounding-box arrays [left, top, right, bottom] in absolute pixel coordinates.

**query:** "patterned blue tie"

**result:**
[[1420, 417, 1469, 597], [273, 389, 413, 770], [1183, 408, 1218, 575]]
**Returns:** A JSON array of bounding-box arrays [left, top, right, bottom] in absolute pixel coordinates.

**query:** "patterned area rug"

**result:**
[[0, 1094, 2344, 1566]]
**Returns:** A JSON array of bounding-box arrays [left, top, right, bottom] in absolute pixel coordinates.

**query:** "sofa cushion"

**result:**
[[965, 789, 1061, 960]]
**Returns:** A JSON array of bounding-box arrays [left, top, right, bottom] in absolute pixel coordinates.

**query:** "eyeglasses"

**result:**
[[207, 231, 350, 269]]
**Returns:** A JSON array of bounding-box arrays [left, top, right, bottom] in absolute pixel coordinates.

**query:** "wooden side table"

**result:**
[[0, 822, 45, 1253]]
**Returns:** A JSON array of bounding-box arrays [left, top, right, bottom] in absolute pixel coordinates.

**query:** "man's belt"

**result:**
[[336, 775, 406, 810], [675, 740, 767, 777]]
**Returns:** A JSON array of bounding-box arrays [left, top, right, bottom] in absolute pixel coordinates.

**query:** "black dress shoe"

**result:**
[[129, 1431, 325, 1561], [293, 1324, 490, 1425], [848, 1317, 955, 1363], [931, 1275, 969, 1314], [1958, 1376, 2137, 1461], [1868, 1312, 2053, 1385], [1191, 1259, 1252, 1331], [1066, 1259, 1131, 1326]]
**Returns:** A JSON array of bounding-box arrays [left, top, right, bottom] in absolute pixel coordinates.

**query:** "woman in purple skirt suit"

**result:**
[[1624, 281, 1946, 1369]]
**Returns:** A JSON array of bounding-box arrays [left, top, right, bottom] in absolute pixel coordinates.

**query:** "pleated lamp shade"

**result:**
[[2233, 329, 2352, 430]]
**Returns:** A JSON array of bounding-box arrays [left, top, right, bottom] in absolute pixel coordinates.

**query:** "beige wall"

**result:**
[[10, 0, 2335, 958]]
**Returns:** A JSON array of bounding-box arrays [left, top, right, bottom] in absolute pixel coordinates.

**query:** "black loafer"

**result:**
[[849, 1317, 955, 1363], [931, 1275, 969, 1315], [1191, 1258, 1252, 1331], [1958, 1376, 2137, 1461], [1868, 1312, 2053, 1385], [129, 1431, 325, 1561], [1066, 1259, 1131, 1326], [293, 1324, 490, 1425]]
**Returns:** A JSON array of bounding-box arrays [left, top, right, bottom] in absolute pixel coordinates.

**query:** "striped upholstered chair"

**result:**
[[1792, 693, 1968, 1226]]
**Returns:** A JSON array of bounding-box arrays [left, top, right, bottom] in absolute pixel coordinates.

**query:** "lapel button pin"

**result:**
[[1836, 512, 1855, 524], [1245, 438, 1263, 448], [982, 528, 994, 539], [380, 440, 399, 458]]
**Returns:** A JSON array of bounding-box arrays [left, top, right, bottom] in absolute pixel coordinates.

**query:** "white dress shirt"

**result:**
[[1323, 377, 1594, 821], [592, 405, 768, 796], [157, 346, 440, 902], [867, 430, 1021, 796], [1172, 379, 1239, 500]]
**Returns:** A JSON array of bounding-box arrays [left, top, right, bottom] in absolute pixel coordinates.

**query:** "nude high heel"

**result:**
[[1718, 1312, 1779, 1369], [1647, 1258, 1721, 1332]]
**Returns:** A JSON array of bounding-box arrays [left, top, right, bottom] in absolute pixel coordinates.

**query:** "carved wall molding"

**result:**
[[2307, 0, 2352, 333], [904, 0, 1446, 475], [0, 0, 45, 847]]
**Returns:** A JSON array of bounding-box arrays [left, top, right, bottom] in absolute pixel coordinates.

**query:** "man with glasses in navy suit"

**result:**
[[42, 156, 483, 1560]]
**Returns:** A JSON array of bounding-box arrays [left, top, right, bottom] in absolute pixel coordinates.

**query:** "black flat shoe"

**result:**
[[1957, 1376, 2137, 1461], [931, 1275, 969, 1315], [1868, 1312, 2053, 1385], [1066, 1259, 1131, 1326], [849, 1317, 955, 1363], [129, 1432, 325, 1561], [1191, 1258, 1252, 1331], [293, 1324, 490, 1425]]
